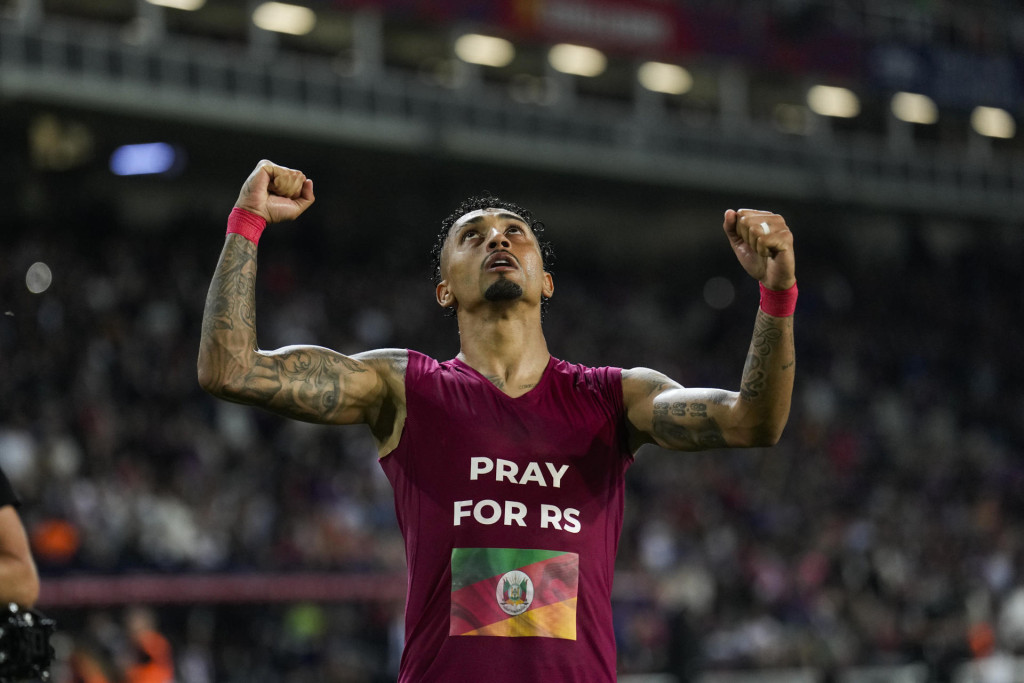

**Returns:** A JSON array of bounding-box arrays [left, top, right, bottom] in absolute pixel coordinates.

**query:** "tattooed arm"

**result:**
[[623, 309, 794, 450], [623, 209, 795, 452], [198, 161, 407, 452]]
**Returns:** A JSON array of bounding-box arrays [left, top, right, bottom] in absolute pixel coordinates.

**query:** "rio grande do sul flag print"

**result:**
[[450, 548, 580, 639]]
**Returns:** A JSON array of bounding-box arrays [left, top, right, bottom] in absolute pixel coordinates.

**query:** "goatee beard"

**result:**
[[484, 278, 523, 302]]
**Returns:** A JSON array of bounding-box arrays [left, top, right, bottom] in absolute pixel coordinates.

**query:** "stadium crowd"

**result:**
[[1, 191, 1022, 682]]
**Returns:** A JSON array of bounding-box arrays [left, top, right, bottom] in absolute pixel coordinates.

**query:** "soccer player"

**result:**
[[198, 161, 797, 682]]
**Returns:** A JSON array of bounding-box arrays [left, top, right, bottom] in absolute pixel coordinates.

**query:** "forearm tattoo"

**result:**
[[202, 241, 257, 338], [201, 238, 259, 359], [740, 310, 793, 401]]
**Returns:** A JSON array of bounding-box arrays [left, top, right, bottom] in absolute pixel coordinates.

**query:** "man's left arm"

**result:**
[[624, 209, 796, 452]]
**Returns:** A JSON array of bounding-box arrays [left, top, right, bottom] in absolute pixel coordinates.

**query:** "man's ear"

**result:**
[[542, 272, 554, 299], [436, 281, 456, 309]]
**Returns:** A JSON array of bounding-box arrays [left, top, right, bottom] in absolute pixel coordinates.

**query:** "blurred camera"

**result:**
[[0, 603, 55, 683]]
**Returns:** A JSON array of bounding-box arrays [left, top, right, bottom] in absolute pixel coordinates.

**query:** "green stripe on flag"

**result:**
[[451, 548, 567, 590]]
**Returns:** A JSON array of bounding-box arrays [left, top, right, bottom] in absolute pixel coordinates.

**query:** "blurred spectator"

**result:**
[[122, 606, 174, 683]]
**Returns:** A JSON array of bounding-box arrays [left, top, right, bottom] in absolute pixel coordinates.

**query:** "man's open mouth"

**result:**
[[484, 252, 518, 271]]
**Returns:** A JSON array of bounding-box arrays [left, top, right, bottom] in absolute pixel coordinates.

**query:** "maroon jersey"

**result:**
[[379, 350, 633, 682]]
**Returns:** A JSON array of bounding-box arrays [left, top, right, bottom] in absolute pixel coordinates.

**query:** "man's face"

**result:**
[[437, 208, 553, 313]]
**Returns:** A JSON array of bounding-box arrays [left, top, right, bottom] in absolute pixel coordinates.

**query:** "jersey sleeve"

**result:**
[[585, 365, 630, 460], [597, 366, 625, 418]]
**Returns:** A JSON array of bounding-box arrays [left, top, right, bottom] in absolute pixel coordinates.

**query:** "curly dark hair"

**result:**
[[431, 194, 555, 316]]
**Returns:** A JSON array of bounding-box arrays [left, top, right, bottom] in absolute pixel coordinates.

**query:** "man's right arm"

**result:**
[[197, 161, 406, 445]]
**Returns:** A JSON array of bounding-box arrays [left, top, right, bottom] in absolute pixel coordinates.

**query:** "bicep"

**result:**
[[230, 345, 405, 426], [623, 367, 739, 452]]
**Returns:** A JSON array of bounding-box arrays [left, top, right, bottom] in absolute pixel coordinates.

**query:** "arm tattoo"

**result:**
[[200, 237, 374, 424], [239, 350, 365, 421], [651, 399, 726, 449], [626, 370, 725, 450], [740, 310, 787, 401], [200, 238, 261, 383], [652, 400, 705, 417], [202, 241, 259, 340]]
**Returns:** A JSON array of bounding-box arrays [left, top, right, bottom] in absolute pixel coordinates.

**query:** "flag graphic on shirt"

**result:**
[[450, 547, 579, 639]]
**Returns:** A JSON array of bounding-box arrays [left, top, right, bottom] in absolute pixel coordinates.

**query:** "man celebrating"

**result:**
[[198, 161, 797, 682]]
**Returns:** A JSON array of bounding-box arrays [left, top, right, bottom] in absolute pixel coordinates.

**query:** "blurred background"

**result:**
[[1, 0, 1023, 681]]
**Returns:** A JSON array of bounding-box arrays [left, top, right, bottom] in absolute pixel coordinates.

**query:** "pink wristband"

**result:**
[[226, 207, 267, 245], [759, 281, 798, 317]]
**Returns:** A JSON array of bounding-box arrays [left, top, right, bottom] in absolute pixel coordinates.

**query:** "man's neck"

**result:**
[[456, 305, 550, 396]]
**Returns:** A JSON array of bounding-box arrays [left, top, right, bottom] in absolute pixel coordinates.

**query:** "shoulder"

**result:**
[[349, 348, 411, 403], [557, 359, 621, 385], [549, 358, 627, 409], [350, 350, 410, 453], [353, 348, 475, 388], [351, 348, 409, 378]]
